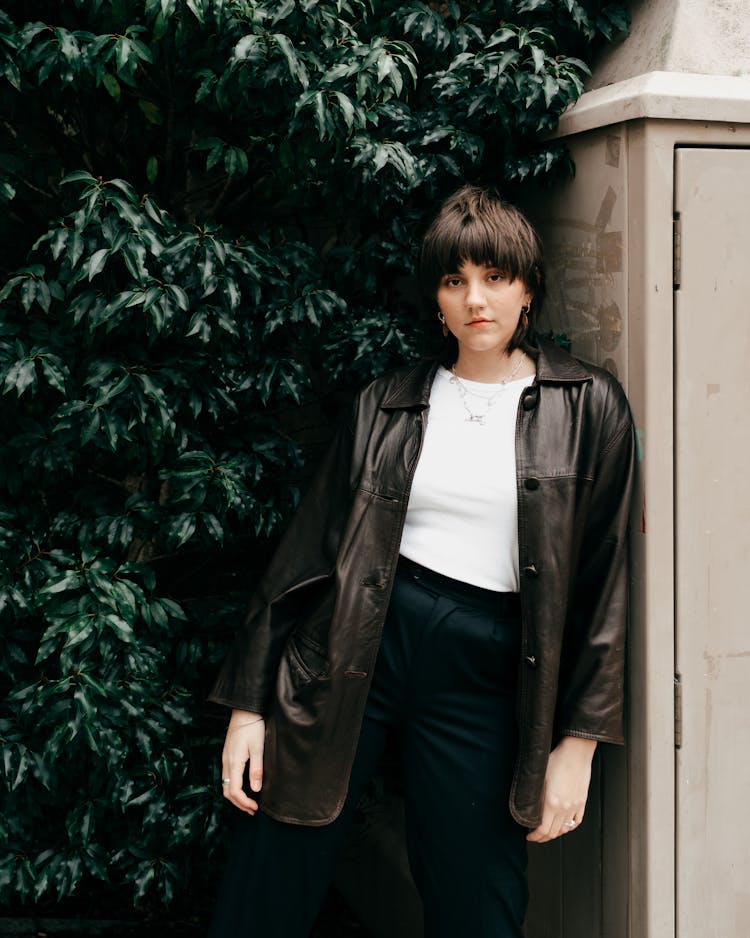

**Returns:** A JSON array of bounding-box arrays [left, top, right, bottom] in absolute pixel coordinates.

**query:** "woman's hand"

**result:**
[[220, 708, 266, 815], [526, 736, 597, 843]]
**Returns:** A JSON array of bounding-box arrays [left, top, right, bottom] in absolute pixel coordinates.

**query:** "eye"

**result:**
[[487, 271, 506, 283], [442, 275, 462, 287]]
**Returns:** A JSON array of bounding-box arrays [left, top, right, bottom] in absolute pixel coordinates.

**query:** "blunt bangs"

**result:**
[[419, 185, 545, 307]]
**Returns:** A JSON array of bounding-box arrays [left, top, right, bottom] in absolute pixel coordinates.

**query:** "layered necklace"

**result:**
[[449, 352, 527, 426]]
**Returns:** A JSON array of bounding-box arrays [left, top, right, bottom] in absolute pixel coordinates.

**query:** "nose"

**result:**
[[465, 276, 486, 309]]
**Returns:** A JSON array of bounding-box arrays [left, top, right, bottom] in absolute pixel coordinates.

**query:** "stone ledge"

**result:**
[[554, 71, 750, 137]]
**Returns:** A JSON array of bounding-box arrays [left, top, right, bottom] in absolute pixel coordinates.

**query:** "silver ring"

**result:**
[[222, 778, 231, 785], [563, 819, 576, 828]]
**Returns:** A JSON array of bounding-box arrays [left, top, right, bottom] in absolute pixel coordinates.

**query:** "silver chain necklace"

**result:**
[[449, 352, 527, 426]]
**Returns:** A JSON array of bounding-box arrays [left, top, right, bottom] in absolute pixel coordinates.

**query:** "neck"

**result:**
[[453, 348, 527, 383]]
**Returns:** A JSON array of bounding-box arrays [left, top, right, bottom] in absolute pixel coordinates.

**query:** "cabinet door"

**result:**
[[674, 146, 750, 938]]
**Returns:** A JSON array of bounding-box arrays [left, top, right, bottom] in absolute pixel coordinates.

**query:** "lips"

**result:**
[[467, 318, 492, 326]]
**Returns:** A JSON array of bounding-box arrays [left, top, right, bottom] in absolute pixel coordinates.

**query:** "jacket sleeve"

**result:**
[[555, 390, 635, 745], [207, 398, 359, 713]]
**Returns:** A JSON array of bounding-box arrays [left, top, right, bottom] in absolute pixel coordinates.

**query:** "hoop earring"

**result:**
[[437, 310, 449, 337], [520, 305, 530, 331]]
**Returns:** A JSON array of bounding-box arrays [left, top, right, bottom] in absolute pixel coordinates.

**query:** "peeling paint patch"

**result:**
[[595, 185, 618, 230], [605, 135, 621, 168], [703, 651, 719, 679], [596, 230, 623, 272]]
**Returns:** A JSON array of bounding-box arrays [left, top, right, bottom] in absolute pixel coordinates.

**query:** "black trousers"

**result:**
[[208, 558, 528, 938]]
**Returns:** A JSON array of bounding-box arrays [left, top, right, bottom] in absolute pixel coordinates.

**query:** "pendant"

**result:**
[[466, 413, 486, 425]]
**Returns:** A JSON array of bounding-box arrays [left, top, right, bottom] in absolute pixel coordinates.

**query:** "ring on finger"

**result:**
[[222, 778, 231, 786], [563, 819, 576, 828]]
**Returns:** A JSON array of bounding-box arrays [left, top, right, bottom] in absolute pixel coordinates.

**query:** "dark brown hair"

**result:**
[[418, 185, 545, 357]]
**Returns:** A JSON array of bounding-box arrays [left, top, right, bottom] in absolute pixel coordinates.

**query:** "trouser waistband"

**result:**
[[396, 555, 521, 618]]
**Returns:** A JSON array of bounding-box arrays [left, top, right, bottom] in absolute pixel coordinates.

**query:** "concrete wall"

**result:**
[[591, 0, 750, 89]]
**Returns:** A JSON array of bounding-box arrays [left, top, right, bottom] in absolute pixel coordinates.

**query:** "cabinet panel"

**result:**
[[674, 146, 750, 938]]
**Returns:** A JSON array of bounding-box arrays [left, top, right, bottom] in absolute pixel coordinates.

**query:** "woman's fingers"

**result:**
[[526, 806, 582, 843], [221, 738, 259, 814], [526, 737, 595, 843], [223, 763, 259, 814], [248, 722, 265, 793], [220, 713, 266, 815]]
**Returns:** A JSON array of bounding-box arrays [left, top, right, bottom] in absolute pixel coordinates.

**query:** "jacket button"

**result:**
[[524, 477, 540, 490], [522, 390, 538, 410], [523, 564, 539, 578]]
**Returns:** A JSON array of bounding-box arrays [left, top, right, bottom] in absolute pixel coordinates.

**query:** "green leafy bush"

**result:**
[[0, 0, 628, 916]]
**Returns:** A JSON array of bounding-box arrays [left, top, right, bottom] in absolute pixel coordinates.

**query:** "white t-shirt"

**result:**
[[399, 365, 534, 592]]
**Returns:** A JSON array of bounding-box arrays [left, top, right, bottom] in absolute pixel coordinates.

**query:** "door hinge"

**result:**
[[673, 213, 682, 289], [674, 672, 683, 748]]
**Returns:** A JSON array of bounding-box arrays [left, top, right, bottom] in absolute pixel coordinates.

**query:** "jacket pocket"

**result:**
[[284, 631, 329, 690]]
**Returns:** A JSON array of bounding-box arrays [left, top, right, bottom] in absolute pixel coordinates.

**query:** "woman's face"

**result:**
[[436, 261, 532, 358]]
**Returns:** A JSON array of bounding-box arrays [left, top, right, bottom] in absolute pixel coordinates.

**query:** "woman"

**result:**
[[207, 185, 634, 937]]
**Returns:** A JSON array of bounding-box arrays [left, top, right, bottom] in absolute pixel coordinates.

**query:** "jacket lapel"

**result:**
[[380, 359, 438, 410]]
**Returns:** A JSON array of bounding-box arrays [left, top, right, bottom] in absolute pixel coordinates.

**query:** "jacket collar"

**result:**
[[534, 337, 593, 383], [380, 338, 592, 410], [380, 359, 438, 410]]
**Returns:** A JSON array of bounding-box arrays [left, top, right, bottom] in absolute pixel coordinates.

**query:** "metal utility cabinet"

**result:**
[[525, 70, 750, 938]]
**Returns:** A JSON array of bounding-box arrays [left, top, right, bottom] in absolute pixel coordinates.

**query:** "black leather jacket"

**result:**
[[209, 338, 635, 828]]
